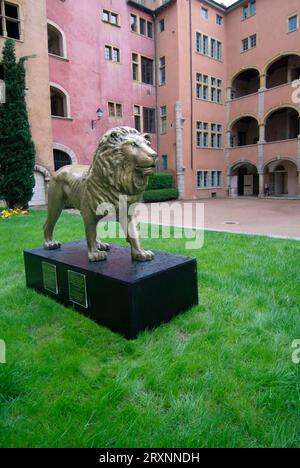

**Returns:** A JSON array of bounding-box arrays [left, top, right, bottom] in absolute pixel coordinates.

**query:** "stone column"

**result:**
[[226, 86, 232, 101], [258, 173, 264, 197], [259, 73, 266, 90], [259, 124, 265, 144], [226, 130, 231, 148], [175, 101, 185, 200]]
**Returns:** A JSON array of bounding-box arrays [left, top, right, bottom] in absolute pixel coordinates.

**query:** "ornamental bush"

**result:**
[[0, 39, 35, 209], [143, 188, 179, 203], [146, 173, 173, 191]]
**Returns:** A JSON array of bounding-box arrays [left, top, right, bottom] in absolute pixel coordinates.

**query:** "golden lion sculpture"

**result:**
[[44, 127, 157, 262]]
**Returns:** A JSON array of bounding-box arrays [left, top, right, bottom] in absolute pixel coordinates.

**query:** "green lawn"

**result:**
[[0, 209, 300, 448]]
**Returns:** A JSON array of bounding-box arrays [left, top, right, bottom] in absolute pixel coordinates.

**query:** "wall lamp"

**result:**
[[91, 108, 104, 129]]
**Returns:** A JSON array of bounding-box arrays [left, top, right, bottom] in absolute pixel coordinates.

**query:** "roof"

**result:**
[[127, 0, 248, 15]]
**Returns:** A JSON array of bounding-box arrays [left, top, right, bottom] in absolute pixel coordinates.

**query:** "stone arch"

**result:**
[[34, 164, 51, 180], [53, 143, 77, 164], [228, 114, 260, 131], [230, 66, 261, 85], [263, 104, 300, 125], [262, 157, 299, 172], [47, 20, 68, 59], [50, 82, 71, 119], [263, 51, 300, 76]]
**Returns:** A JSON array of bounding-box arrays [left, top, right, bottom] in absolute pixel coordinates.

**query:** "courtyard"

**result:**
[[138, 198, 300, 239], [0, 209, 300, 448]]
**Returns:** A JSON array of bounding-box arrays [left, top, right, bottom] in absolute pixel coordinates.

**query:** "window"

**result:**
[[242, 0, 256, 19], [141, 56, 154, 85], [132, 53, 139, 81], [196, 122, 223, 148], [130, 14, 137, 32], [196, 32, 222, 61], [50, 87, 67, 118], [102, 10, 120, 26], [140, 18, 146, 35], [203, 35, 208, 55], [105, 45, 112, 61], [288, 15, 298, 32], [211, 39, 216, 59], [113, 48, 120, 62], [242, 38, 248, 51], [159, 19, 165, 32], [160, 106, 167, 134], [147, 21, 153, 38], [159, 56, 166, 85], [197, 170, 222, 188], [102, 10, 110, 22], [196, 73, 222, 103], [250, 0, 256, 16], [216, 15, 223, 26], [217, 41, 222, 61], [162, 155, 168, 170], [105, 45, 120, 62], [143, 108, 156, 133], [196, 73, 202, 99], [196, 32, 202, 53], [53, 150, 72, 172], [134, 105, 141, 131], [249, 34, 256, 48], [132, 54, 154, 84], [241, 34, 256, 52], [108, 102, 122, 118], [48, 24, 65, 58], [201, 7, 208, 20], [0, 1, 20, 39], [131, 13, 153, 38]]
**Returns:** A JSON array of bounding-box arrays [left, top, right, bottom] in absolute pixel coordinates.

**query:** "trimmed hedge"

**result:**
[[146, 173, 173, 190], [143, 188, 179, 203]]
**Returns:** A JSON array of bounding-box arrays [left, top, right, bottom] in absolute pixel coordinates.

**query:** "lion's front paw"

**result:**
[[132, 249, 155, 262], [88, 250, 108, 262], [96, 241, 110, 251], [44, 240, 61, 250]]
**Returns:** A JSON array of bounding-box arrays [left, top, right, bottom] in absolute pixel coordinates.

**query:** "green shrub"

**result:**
[[146, 173, 173, 190], [143, 188, 179, 202]]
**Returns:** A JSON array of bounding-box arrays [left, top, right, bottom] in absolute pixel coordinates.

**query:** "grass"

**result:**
[[0, 209, 300, 448]]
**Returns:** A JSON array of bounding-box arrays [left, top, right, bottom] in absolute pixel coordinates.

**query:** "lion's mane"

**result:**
[[84, 127, 150, 208]]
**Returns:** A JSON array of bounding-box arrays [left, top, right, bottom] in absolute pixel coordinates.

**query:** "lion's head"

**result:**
[[89, 127, 158, 196]]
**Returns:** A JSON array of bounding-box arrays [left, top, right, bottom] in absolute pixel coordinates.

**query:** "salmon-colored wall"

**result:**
[[47, 0, 156, 165], [0, 0, 53, 173], [225, 0, 300, 80]]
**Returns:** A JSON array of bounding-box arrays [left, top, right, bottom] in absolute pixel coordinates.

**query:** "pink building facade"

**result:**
[[1, 0, 299, 203]]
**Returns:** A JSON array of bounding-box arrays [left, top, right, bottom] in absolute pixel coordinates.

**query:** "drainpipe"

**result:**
[[189, 0, 194, 170], [175, 101, 185, 199], [153, 13, 160, 172]]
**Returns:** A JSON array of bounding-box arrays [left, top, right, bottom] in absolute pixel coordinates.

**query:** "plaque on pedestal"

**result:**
[[24, 241, 199, 339]]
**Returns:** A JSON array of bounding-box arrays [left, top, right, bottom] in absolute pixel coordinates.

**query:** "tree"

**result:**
[[0, 39, 35, 209]]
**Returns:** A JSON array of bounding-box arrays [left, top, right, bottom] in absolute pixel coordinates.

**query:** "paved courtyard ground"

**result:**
[[140, 198, 300, 240], [36, 198, 300, 240]]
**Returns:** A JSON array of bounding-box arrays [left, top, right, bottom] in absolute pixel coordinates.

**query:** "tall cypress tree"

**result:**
[[0, 39, 35, 209]]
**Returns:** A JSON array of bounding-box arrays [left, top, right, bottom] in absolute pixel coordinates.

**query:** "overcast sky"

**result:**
[[219, 0, 237, 5]]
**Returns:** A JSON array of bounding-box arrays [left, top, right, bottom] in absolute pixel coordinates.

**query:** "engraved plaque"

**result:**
[[68, 270, 88, 309], [42, 262, 58, 295]]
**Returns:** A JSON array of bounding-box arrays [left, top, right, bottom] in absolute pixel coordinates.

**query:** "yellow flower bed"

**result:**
[[0, 209, 29, 219]]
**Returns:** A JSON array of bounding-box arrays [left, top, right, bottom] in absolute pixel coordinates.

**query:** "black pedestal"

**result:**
[[24, 241, 198, 339]]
